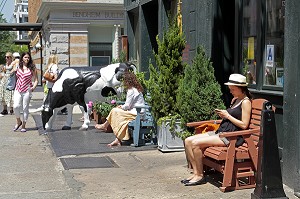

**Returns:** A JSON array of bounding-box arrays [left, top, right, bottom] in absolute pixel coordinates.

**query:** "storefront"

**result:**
[[125, 0, 300, 196], [30, 1, 125, 71]]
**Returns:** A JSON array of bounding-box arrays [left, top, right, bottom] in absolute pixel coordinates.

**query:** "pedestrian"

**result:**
[[12, 52, 38, 132], [0, 52, 15, 116], [95, 71, 146, 147]]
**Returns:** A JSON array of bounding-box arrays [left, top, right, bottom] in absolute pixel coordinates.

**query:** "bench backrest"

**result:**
[[248, 98, 274, 145]]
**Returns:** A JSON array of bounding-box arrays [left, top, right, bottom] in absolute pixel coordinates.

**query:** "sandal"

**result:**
[[13, 122, 22, 131], [107, 138, 121, 147], [95, 124, 107, 131], [20, 128, 27, 133]]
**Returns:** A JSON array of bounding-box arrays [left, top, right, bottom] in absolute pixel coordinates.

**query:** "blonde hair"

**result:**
[[5, 52, 13, 58], [47, 54, 58, 69]]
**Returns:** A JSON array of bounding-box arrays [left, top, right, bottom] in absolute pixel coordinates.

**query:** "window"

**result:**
[[242, 0, 257, 85], [89, 43, 112, 66], [264, 0, 285, 87]]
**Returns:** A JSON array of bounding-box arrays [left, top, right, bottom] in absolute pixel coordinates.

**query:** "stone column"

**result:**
[[113, 24, 120, 60]]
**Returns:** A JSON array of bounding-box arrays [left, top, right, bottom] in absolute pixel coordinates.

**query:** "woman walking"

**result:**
[[13, 52, 38, 132]]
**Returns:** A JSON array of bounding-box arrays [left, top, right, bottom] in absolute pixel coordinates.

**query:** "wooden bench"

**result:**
[[128, 104, 155, 147], [186, 98, 272, 192]]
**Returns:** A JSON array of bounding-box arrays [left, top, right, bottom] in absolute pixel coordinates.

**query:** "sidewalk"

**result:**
[[0, 86, 297, 199]]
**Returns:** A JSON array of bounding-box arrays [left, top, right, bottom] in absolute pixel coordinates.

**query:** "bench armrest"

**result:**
[[186, 120, 222, 127], [218, 128, 260, 138]]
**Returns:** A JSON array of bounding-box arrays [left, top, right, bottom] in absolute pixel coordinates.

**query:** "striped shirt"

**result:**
[[15, 68, 33, 93]]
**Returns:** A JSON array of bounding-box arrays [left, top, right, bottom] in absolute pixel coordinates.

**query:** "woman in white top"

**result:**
[[0, 52, 15, 115], [95, 71, 145, 147], [44, 54, 59, 92]]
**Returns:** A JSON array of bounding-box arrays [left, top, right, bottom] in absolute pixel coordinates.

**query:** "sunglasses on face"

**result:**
[[5, 56, 12, 59]]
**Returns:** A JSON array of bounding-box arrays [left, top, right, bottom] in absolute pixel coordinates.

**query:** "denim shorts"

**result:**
[[207, 131, 229, 146]]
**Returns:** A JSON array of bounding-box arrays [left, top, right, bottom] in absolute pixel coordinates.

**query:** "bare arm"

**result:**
[[216, 99, 252, 129], [31, 69, 39, 91]]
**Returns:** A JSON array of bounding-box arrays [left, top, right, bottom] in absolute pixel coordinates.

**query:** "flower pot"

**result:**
[[157, 119, 184, 152]]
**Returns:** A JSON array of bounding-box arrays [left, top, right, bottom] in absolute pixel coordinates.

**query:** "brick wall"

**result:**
[[28, 0, 42, 23]]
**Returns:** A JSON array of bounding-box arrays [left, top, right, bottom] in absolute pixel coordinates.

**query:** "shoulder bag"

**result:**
[[43, 64, 55, 82]]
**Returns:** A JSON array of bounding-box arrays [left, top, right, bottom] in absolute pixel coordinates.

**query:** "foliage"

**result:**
[[0, 14, 28, 64], [93, 100, 116, 118], [146, 16, 187, 124], [176, 46, 226, 139], [111, 51, 127, 64]]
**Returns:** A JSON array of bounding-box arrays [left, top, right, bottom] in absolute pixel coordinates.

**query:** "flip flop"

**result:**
[[13, 122, 22, 131]]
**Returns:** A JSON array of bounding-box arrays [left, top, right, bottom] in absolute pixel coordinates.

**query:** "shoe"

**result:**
[[20, 128, 27, 133], [0, 110, 8, 115], [184, 177, 207, 186], [13, 122, 22, 131], [9, 110, 13, 115], [180, 179, 190, 184]]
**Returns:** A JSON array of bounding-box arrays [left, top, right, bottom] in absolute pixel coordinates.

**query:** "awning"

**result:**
[[0, 23, 42, 31]]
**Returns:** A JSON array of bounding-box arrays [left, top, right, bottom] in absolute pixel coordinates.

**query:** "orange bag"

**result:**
[[195, 123, 220, 134]]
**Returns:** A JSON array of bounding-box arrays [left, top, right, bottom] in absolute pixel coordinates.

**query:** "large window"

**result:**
[[264, 0, 285, 87], [241, 0, 285, 88], [242, 0, 257, 85]]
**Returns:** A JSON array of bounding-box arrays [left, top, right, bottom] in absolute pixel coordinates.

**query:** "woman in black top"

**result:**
[[182, 74, 252, 186]]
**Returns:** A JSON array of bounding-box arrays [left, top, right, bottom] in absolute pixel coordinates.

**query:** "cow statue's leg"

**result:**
[[78, 104, 92, 131], [62, 105, 74, 130]]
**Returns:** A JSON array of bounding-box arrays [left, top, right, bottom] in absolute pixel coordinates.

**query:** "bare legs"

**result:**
[[95, 121, 121, 147], [184, 133, 225, 184]]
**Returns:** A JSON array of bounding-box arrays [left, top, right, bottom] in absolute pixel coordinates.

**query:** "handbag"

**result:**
[[6, 72, 17, 91], [43, 71, 55, 82]]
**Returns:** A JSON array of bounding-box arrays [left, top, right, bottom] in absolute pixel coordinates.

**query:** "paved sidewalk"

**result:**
[[0, 86, 297, 199]]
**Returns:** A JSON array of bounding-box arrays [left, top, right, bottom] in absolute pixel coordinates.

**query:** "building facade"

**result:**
[[28, 0, 125, 83], [13, 0, 29, 40], [125, 0, 300, 196]]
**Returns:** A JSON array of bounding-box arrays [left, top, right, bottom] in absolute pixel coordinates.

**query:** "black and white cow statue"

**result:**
[[41, 62, 136, 131]]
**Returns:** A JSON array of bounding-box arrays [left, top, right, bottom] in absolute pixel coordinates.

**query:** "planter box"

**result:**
[[157, 120, 184, 152]]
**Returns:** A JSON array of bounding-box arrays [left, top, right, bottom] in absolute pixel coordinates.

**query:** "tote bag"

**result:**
[[6, 72, 17, 91]]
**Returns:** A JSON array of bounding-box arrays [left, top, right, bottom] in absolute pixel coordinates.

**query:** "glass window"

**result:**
[[264, 0, 285, 87], [242, 0, 257, 85]]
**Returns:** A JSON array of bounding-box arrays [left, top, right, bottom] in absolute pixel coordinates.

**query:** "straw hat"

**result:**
[[224, 74, 248, 87]]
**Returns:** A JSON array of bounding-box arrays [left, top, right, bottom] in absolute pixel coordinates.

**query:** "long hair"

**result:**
[[19, 52, 35, 71], [241, 86, 252, 100], [123, 71, 144, 93], [46, 54, 58, 69]]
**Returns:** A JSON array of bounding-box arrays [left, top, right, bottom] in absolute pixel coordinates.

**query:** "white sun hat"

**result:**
[[224, 74, 248, 87], [13, 52, 20, 58]]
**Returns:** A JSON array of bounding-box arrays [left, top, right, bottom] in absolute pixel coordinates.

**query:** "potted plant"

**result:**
[[92, 99, 116, 133], [176, 46, 226, 140], [147, 16, 187, 152]]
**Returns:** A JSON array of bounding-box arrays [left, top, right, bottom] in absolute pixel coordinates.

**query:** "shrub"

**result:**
[[176, 46, 226, 139], [146, 16, 187, 124]]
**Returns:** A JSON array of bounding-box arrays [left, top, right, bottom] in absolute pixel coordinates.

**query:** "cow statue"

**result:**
[[41, 62, 136, 131]]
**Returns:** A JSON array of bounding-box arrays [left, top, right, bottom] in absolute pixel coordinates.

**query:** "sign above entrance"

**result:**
[[51, 10, 125, 20]]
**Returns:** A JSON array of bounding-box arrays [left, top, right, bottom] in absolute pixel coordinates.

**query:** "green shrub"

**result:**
[[146, 16, 187, 124], [176, 46, 226, 139]]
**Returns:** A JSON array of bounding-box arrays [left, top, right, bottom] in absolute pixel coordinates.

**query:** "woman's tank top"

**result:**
[[216, 97, 249, 146], [15, 68, 33, 93]]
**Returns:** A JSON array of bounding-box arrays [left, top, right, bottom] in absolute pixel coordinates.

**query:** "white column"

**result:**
[[113, 24, 120, 60]]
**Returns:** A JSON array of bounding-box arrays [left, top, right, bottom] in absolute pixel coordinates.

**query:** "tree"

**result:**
[[147, 17, 187, 123], [176, 46, 226, 138], [0, 13, 28, 64]]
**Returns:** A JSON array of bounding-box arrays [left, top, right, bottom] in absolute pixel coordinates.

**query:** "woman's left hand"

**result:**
[[216, 109, 230, 119]]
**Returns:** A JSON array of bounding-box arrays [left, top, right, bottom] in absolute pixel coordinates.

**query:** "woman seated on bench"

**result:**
[[95, 71, 145, 147], [182, 74, 252, 186]]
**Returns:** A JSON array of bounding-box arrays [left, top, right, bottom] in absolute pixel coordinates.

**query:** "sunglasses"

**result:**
[[5, 56, 12, 59]]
